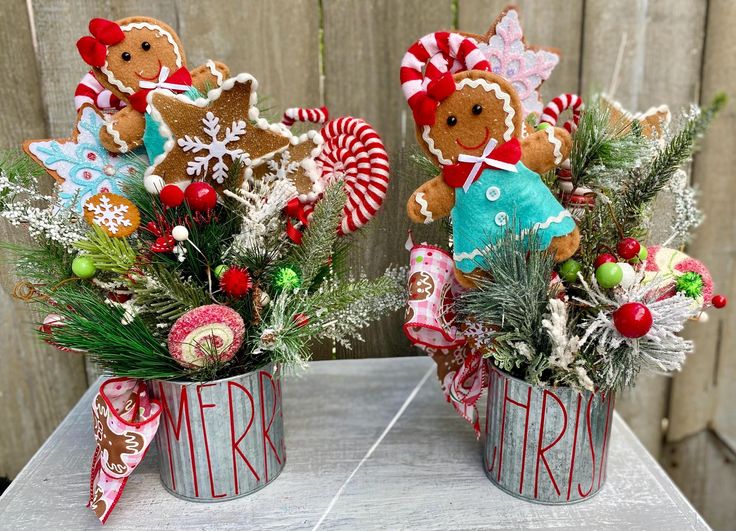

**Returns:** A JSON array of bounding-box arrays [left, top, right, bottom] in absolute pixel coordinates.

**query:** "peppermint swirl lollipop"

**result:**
[[168, 305, 245, 368], [316, 116, 390, 235]]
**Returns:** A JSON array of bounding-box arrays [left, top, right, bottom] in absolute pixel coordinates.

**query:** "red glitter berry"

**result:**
[[617, 238, 641, 260], [220, 266, 252, 298], [160, 184, 185, 208], [712, 294, 728, 309], [185, 181, 217, 212]]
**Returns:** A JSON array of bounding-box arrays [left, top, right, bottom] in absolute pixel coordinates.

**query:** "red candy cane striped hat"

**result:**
[[400, 31, 491, 126]]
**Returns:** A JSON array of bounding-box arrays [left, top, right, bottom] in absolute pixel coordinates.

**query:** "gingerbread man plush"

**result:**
[[401, 32, 579, 288], [76, 17, 229, 153]]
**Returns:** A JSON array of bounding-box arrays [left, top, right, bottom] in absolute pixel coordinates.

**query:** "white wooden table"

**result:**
[[0, 357, 709, 530]]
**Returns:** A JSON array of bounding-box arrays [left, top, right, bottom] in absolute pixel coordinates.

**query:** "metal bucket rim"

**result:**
[[152, 361, 277, 387], [488, 362, 600, 397]]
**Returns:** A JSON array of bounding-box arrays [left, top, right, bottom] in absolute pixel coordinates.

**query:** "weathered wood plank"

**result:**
[[0, 0, 88, 479], [175, 0, 321, 114], [580, 0, 707, 457], [664, 430, 736, 531], [321, 0, 454, 359], [670, 0, 736, 445], [458, 0, 585, 98]]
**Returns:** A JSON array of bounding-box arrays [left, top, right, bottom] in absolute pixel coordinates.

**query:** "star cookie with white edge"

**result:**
[[145, 73, 322, 190], [601, 94, 671, 141], [83, 192, 141, 237], [23, 106, 146, 213]]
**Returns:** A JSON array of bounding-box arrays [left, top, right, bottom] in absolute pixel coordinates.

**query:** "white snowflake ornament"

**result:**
[[83, 193, 140, 238]]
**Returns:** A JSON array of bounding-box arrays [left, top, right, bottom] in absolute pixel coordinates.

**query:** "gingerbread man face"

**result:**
[[417, 71, 522, 166], [97, 17, 185, 97]]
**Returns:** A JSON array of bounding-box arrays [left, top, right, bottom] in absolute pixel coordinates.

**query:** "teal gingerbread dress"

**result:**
[[451, 162, 576, 273]]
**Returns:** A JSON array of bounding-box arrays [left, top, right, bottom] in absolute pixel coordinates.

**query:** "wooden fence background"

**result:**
[[0, 0, 733, 527]]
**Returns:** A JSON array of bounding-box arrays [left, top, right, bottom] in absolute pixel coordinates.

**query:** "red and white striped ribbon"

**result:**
[[540, 93, 584, 132], [281, 106, 329, 127], [400, 31, 491, 118], [74, 71, 125, 112], [314, 117, 390, 235]]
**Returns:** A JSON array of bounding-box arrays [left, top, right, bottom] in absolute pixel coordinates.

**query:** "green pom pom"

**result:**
[[675, 271, 703, 299], [214, 265, 228, 279], [596, 262, 623, 289], [273, 266, 301, 291], [72, 256, 96, 279], [536, 122, 550, 131]]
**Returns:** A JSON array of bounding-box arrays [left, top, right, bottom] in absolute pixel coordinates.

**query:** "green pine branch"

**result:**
[[74, 224, 137, 274]]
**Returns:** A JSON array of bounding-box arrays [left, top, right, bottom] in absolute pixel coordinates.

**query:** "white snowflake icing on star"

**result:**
[[85, 194, 132, 235], [178, 111, 249, 184], [475, 9, 559, 117]]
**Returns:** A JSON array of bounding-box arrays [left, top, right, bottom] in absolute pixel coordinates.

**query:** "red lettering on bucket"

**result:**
[[228, 380, 259, 494], [576, 393, 597, 498], [486, 368, 501, 474], [566, 394, 582, 501], [259, 371, 283, 482], [196, 384, 226, 498], [598, 392, 614, 489], [158, 382, 199, 497], [534, 390, 567, 498]]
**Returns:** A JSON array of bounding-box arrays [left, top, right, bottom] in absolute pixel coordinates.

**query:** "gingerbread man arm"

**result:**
[[406, 175, 455, 224], [190, 61, 230, 92], [99, 106, 146, 153], [520, 126, 572, 175]]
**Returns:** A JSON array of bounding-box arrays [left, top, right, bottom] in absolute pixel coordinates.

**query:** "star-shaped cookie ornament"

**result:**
[[145, 73, 321, 188], [601, 95, 671, 140], [467, 7, 560, 118]]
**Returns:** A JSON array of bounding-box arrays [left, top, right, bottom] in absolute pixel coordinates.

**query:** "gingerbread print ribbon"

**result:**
[[88, 378, 161, 524]]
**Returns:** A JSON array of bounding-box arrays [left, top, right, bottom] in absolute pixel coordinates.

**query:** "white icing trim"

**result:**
[[100, 22, 184, 95], [206, 59, 224, 87], [453, 211, 573, 262], [424, 78, 516, 166], [544, 126, 563, 164], [422, 125, 451, 165], [144, 73, 321, 184], [414, 192, 433, 224], [103, 118, 129, 153]]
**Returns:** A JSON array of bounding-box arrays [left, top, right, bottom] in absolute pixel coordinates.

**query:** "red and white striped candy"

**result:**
[[540, 93, 584, 132], [281, 106, 329, 127], [74, 71, 125, 112], [400, 31, 491, 116], [312, 117, 390, 235]]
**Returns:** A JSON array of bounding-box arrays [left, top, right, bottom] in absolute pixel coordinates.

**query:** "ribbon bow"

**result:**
[[443, 137, 522, 191], [128, 66, 193, 113], [77, 18, 125, 68], [411, 72, 456, 126], [283, 197, 312, 245]]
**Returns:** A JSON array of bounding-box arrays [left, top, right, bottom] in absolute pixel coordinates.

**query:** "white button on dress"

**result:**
[[486, 186, 501, 201], [495, 212, 508, 226]]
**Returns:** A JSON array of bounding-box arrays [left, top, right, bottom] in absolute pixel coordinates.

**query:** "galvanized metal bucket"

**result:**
[[150, 363, 286, 501], [484, 364, 615, 504]]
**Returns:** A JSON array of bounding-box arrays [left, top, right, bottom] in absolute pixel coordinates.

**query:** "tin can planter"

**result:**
[[484, 364, 615, 504], [150, 363, 285, 501]]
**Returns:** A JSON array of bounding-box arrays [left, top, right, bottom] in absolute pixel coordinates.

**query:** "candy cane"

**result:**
[[540, 93, 584, 132], [401, 31, 491, 125], [314, 117, 390, 235], [281, 106, 329, 127]]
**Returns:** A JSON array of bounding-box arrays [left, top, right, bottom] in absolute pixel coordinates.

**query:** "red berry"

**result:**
[[613, 302, 653, 338], [185, 182, 217, 212], [594, 253, 617, 269], [712, 294, 728, 309], [617, 238, 641, 260], [220, 266, 252, 298], [160, 184, 185, 208], [293, 313, 309, 328]]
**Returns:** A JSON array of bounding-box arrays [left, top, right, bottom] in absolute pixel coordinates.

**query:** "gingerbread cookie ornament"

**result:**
[[401, 32, 579, 288], [76, 17, 230, 154]]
